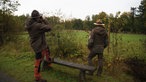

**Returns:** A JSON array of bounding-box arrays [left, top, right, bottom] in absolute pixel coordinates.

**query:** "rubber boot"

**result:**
[[42, 48, 52, 70], [34, 59, 42, 81]]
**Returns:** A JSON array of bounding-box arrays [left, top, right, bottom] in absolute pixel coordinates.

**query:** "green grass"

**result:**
[[0, 54, 133, 82], [121, 33, 146, 42], [0, 31, 145, 82]]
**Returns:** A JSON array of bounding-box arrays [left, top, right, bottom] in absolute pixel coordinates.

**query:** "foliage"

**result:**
[[0, 14, 21, 45], [106, 12, 124, 75], [14, 15, 27, 31], [137, 0, 146, 34], [83, 15, 93, 30], [1, 32, 145, 82], [13, 5, 146, 34], [0, 0, 20, 14], [64, 20, 73, 29], [0, 0, 20, 45], [72, 19, 83, 30], [47, 16, 61, 27], [124, 57, 146, 82], [119, 12, 133, 32], [47, 25, 84, 58]]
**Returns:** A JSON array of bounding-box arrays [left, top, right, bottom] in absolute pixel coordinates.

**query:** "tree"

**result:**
[[97, 12, 107, 19], [0, 0, 20, 45], [120, 12, 133, 32], [137, 0, 146, 34], [64, 20, 73, 29], [72, 19, 83, 30], [0, 0, 20, 14], [92, 14, 98, 23], [47, 16, 61, 27], [83, 15, 93, 30], [92, 12, 108, 29]]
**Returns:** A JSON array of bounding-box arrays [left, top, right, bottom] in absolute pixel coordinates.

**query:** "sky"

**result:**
[[14, 0, 142, 20]]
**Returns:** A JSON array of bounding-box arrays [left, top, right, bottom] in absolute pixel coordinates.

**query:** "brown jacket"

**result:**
[[25, 18, 51, 53], [88, 26, 108, 53]]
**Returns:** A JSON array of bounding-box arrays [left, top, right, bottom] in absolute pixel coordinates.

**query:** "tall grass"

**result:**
[[0, 30, 145, 82]]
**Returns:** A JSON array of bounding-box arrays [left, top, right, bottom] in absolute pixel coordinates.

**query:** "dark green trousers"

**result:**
[[88, 51, 103, 75]]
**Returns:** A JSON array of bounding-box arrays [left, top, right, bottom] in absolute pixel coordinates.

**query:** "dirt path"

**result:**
[[0, 71, 18, 82]]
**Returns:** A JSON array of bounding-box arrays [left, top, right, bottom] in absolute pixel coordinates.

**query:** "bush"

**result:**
[[0, 14, 21, 46], [124, 57, 146, 82], [47, 24, 83, 58]]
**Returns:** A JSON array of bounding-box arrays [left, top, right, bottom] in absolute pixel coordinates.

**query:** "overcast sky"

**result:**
[[14, 0, 142, 20]]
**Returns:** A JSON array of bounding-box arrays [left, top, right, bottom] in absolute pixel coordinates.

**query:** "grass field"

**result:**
[[0, 30, 146, 82]]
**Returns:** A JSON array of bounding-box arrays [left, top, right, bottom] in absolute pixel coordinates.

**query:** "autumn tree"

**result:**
[[0, 0, 20, 45], [137, 0, 146, 34], [72, 19, 83, 30]]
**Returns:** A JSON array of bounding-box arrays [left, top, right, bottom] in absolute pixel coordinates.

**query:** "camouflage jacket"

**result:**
[[88, 26, 108, 53], [25, 18, 51, 53]]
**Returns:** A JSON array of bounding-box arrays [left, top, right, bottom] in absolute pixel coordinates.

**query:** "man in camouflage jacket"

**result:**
[[87, 19, 108, 76], [25, 10, 51, 82]]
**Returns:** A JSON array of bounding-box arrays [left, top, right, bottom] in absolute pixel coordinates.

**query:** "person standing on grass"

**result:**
[[25, 10, 52, 82], [87, 19, 108, 76]]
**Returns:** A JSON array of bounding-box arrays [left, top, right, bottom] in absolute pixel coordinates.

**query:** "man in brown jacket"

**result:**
[[25, 10, 51, 82], [87, 19, 108, 76]]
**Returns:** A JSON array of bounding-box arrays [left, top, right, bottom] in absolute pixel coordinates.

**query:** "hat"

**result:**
[[94, 19, 105, 26], [31, 10, 42, 18]]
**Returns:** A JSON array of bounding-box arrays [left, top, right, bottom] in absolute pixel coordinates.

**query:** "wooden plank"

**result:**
[[52, 58, 95, 71]]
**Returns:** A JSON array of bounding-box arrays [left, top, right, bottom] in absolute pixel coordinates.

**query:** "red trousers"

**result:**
[[34, 48, 51, 80]]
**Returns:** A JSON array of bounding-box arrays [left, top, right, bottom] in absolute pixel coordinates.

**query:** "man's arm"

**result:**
[[34, 21, 51, 32], [88, 30, 94, 49], [38, 18, 51, 32], [42, 18, 49, 25], [104, 33, 109, 48]]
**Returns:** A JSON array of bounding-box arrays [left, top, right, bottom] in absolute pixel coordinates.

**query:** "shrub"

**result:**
[[47, 24, 83, 58], [124, 57, 146, 82], [0, 14, 22, 46]]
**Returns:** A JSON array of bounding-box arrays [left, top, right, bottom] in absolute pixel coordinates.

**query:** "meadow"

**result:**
[[0, 30, 146, 82]]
